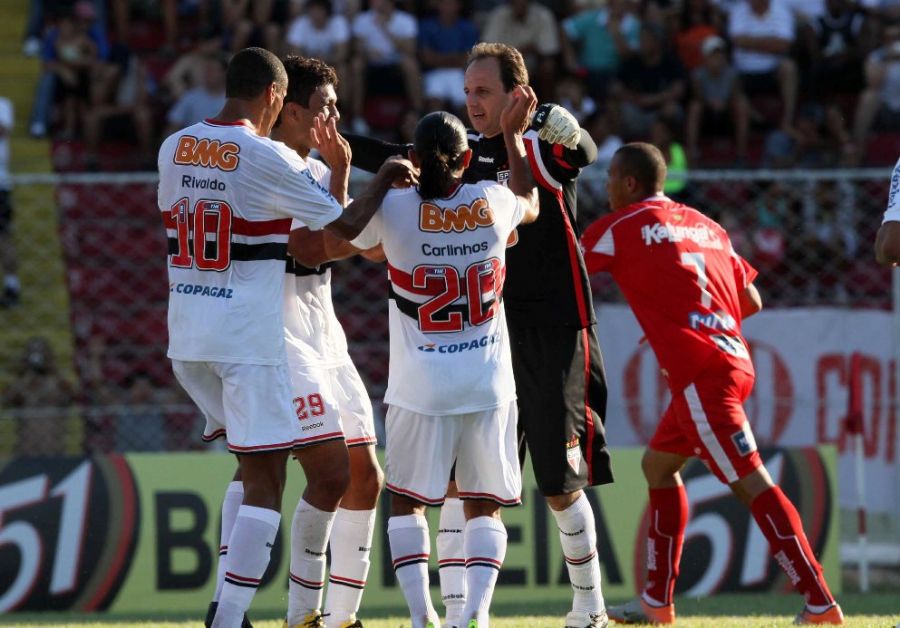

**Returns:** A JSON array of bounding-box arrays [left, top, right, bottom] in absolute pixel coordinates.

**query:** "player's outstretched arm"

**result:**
[[343, 133, 410, 173], [324, 156, 418, 240], [288, 227, 365, 268], [739, 283, 763, 320]]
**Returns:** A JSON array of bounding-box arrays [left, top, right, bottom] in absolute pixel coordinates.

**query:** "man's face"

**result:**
[[606, 157, 632, 211], [464, 57, 512, 137], [283, 83, 339, 148]]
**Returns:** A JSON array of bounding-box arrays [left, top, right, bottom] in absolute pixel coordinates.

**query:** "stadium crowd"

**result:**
[[19, 0, 900, 169]]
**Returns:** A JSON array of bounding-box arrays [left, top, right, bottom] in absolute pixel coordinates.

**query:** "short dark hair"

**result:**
[[225, 47, 287, 99], [614, 143, 667, 193], [466, 42, 529, 92], [282, 55, 338, 108], [415, 111, 468, 200]]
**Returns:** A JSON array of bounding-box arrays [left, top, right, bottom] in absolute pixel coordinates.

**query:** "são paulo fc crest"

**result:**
[[566, 435, 582, 473]]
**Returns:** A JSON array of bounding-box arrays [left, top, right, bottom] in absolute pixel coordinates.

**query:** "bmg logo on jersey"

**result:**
[[173, 135, 240, 171], [419, 198, 495, 233], [417, 332, 501, 354]]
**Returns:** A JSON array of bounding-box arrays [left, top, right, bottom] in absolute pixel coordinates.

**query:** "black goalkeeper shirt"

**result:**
[[346, 125, 598, 328]]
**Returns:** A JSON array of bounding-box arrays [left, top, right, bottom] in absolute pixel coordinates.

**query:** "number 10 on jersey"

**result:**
[[169, 198, 234, 271]]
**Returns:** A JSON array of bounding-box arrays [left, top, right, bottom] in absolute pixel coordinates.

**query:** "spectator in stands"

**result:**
[[800, 180, 857, 302], [23, 0, 102, 57], [852, 24, 900, 152], [803, 0, 866, 99], [82, 47, 154, 170], [764, 103, 855, 168], [685, 35, 750, 164], [286, 0, 351, 106], [2, 336, 75, 456], [727, 0, 798, 130], [219, 0, 287, 53], [115, 372, 167, 451], [650, 116, 689, 198], [611, 24, 686, 139], [556, 73, 597, 124], [482, 0, 560, 98], [161, 37, 226, 100], [164, 51, 227, 136], [561, 0, 641, 100], [675, 0, 724, 71], [109, 0, 191, 54], [579, 108, 624, 214], [49, 3, 104, 140], [0, 96, 18, 308], [349, 0, 422, 133], [418, 0, 479, 116]]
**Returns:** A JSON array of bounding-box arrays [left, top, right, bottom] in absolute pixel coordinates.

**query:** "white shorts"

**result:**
[[172, 359, 299, 453], [290, 361, 377, 449], [424, 68, 466, 107], [384, 400, 521, 507]]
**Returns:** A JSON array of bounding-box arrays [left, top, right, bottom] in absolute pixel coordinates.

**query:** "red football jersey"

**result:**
[[581, 196, 757, 392]]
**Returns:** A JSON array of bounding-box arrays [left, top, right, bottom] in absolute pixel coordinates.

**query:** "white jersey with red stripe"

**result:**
[[158, 119, 343, 365], [283, 157, 353, 368], [352, 181, 525, 415]]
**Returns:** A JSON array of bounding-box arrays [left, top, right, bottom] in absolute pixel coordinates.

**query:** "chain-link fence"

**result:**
[[0, 168, 893, 456]]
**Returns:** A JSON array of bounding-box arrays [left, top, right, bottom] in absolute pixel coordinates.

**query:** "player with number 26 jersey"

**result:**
[[581, 195, 756, 394], [352, 180, 524, 416]]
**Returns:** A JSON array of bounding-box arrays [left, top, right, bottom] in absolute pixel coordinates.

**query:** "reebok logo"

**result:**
[[305, 549, 326, 557], [477, 155, 495, 164], [173, 135, 240, 171], [559, 528, 584, 537]]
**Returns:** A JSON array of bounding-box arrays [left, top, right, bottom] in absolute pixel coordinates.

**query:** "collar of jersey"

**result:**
[[203, 118, 254, 129]]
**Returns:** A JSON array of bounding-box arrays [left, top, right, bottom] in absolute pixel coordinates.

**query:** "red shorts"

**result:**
[[650, 358, 762, 484]]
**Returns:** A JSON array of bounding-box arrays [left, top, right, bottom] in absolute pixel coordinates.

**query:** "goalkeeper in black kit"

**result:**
[[347, 43, 613, 628]]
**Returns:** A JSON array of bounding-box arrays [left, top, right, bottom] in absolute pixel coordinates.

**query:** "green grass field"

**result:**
[[3, 594, 897, 628]]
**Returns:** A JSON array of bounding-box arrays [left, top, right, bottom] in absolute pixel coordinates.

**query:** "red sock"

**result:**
[[751, 486, 834, 607], [643, 485, 688, 606]]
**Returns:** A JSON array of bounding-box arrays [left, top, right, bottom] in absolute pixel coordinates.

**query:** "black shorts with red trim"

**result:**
[[509, 321, 613, 495]]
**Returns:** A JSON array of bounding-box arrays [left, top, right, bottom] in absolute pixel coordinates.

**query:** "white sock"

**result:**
[[388, 514, 438, 628], [437, 498, 466, 625], [212, 505, 280, 628], [323, 507, 376, 625], [214, 481, 244, 603], [288, 498, 337, 625], [461, 516, 507, 627], [551, 493, 605, 613]]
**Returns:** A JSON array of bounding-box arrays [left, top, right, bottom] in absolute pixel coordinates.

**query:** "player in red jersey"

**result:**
[[580, 143, 844, 626]]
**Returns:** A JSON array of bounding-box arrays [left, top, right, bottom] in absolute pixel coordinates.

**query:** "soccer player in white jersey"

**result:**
[[276, 56, 384, 628], [158, 47, 415, 628], [308, 99, 538, 627]]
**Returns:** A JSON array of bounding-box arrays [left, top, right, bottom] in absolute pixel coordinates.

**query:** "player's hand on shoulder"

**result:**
[[312, 113, 352, 170], [500, 85, 538, 136], [532, 103, 581, 150], [379, 155, 419, 188]]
